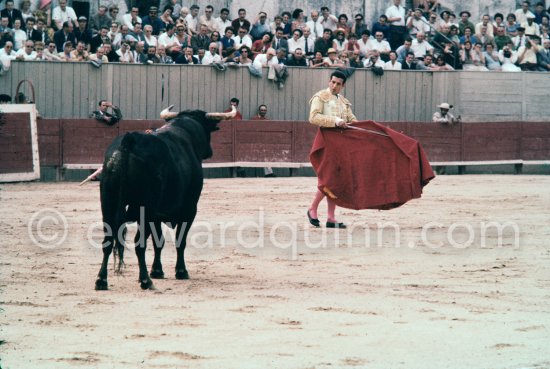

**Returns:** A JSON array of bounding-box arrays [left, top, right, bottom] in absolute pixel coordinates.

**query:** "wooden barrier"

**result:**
[[1, 118, 544, 181]]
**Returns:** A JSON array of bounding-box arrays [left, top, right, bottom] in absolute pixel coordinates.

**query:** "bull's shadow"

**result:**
[[95, 106, 236, 290]]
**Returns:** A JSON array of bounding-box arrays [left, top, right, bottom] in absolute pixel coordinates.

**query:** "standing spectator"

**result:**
[[319, 7, 338, 31], [199, 5, 217, 35], [407, 8, 429, 38], [250, 11, 270, 41], [306, 10, 323, 39], [386, 0, 406, 50], [515, 1, 536, 26], [458, 11, 475, 35], [215, 8, 231, 35], [384, 50, 401, 69], [351, 13, 368, 39], [123, 7, 141, 32], [1, 0, 22, 28], [142, 7, 164, 36], [371, 14, 390, 40], [231, 8, 250, 33], [90, 100, 122, 125], [74, 16, 92, 48], [52, 0, 77, 30], [54, 21, 76, 52], [89, 5, 111, 35]]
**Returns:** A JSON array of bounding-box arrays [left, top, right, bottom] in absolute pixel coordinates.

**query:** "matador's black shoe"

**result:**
[[307, 210, 320, 227], [326, 221, 347, 229]]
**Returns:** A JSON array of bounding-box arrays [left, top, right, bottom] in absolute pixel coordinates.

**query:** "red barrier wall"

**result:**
[[25, 119, 550, 173], [0, 112, 34, 174]]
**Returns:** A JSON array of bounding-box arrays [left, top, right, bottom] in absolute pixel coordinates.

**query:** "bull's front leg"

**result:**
[[135, 220, 154, 290], [150, 221, 165, 279]]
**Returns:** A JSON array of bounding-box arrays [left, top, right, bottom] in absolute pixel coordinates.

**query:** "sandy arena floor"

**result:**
[[0, 176, 549, 369]]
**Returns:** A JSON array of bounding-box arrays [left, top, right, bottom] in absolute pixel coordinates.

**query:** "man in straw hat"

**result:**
[[433, 102, 461, 124]]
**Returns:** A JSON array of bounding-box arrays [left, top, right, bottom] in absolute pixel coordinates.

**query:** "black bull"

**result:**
[[95, 108, 235, 290]]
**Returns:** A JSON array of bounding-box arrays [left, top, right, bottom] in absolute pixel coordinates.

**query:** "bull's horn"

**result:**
[[160, 104, 178, 120], [205, 106, 237, 120]]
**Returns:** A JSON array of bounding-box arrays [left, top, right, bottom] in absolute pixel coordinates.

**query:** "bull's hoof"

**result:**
[[140, 278, 155, 290], [150, 269, 165, 279], [95, 278, 108, 291], [175, 270, 189, 280]]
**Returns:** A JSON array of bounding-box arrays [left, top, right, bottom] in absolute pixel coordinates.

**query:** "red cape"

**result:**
[[310, 120, 435, 210]]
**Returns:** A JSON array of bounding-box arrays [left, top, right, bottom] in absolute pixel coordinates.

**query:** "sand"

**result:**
[[1, 175, 549, 369]]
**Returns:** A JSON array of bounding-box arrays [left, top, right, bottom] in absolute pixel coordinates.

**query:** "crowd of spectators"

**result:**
[[1, 0, 550, 73]]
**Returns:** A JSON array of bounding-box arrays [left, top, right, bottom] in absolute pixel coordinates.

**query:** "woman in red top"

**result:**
[[251, 32, 273, 59]]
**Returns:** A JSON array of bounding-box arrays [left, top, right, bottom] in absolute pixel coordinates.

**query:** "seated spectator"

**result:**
[[357, 30, 373, 57], [195, 47, 206, 64], [517, 35, 541, 70], [215, 8, 231, 35], [11, 18, 25, 51], [175, 46, 198, 64], [123, 7, 141, 32], [202, 42, 222, 65], [534, 2, 547, 24], [0, 41, 16, 69], [276, 47, 287, 64], [288, 29, 304, 54], [408, 8, 430, 37], [43, 41, 63, 60], [384, 50, 401, 70], [515, 1, 535, 26], [142, 7, 164, 36], [499, 42, 521, 71], [131, 23, 146, 43], [144, 45, 160, 63], [31, 18, 50, 45], [281, 11, 293, 38], [89, 46, 109, 63], [210, 30, 222, 50], [347, 50, 363, 67], [58, 41, 74, 61], [270, 15, 284, 35], [236, 45, 253, 65], [433, 23, 451, 50], [132, 41, 147, 63], [505, 13, 520, 36], [417, 53, 435, 69], [251, 32, 273, 59], [475, 25, 497, 49], [513, 26, 528, 49], [493, 13, 506, 30], [323, 47, 345, 67], [370, 30, 391, 61], [351, 13, 368, 39], [433, 102, 460, 124], [336, 14, 350, 35], [33, 41, 46, 60], [90, 26, 109, 53], [411, 31, 433, 59], [158, 24, 180, 55], [220, 26, 235, 56], [15, 39, 36, 60], [439, 10, 453, 32], [524, 16, 541, 36], [332, 28, 347, 55], [90, 100, 122, 125], [401, 51, 418, 69], [484, 43, 502, 70], [475, 14, 495, 37], [467, 42, 489, 70], [159, 6, 175, 30], [291, 8, 307, 33], [314, 28, 332, 56], [301, 26, 315, 56], [319, 7, 338, 31], [494, 26, 512, 50], [285, 47, 307, 66], [253, 46, 278, 67], [156, 44, 174, 63], [309, 50, 326, 67], [345, 33, 360, 55], [116, 41, 134, 62], [102, 42, 119, 62], [432, 54, 454, 70], [440, 39, 461, 69], [250, 12, 271, 41], [74, 16, 93, 48], [191, 24, 211, 53], [459, 26, 477, 45], [363, 50, 385, 69], [70, 40, 89, 61], [537, 37, 550, 70], [232, 27, 252, 49], [143, 24, 157, 49], [232, 8, 251, 34], [448, 25, 461, 45]]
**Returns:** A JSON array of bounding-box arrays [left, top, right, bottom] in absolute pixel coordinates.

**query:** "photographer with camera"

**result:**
[[499, 41, 521, 71]]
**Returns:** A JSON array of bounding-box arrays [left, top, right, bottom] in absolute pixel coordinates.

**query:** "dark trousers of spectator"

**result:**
[[72, 1, 90, 21], [520, 62, 538, 71], [389, 25, 407, 51]]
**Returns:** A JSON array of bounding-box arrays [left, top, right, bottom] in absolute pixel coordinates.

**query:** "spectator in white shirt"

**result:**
[[370, 31, 391, 60], [232, 27, 252, 49], [306, 10, 324, 39], [122, 7, 142, 32], [52, 0, 77, 30], [215, 8, 232, 35], [202, 42, 222, 64], [185, 4, 200, 35], [411, 32, 434, 58], [384, 50, 402, 69], [15, 40, 37, 60], [319, 7, 338, 31]]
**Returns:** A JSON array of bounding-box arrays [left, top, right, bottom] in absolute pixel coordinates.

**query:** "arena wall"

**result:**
[[1, 62, 549, 122]]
